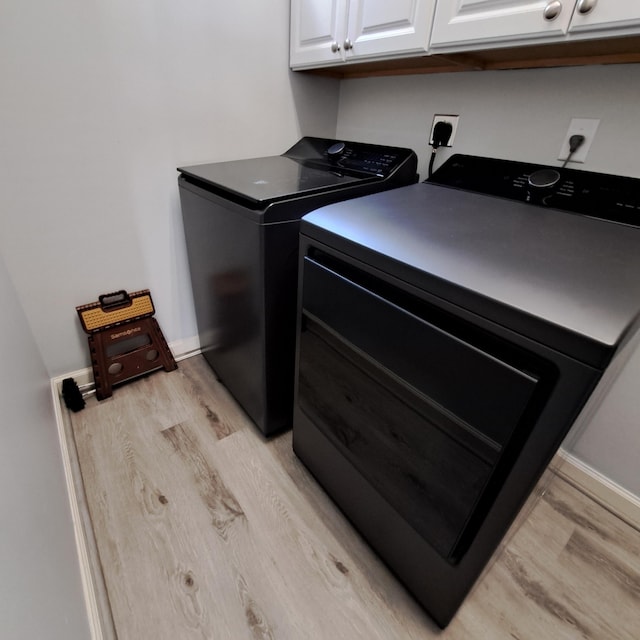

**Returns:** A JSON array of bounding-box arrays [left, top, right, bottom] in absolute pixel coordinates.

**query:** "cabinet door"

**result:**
[[569, 0, 640, 38], [290, 0, 347, 68], [430, 0, 573, 52], [345, 0, 435, 60]]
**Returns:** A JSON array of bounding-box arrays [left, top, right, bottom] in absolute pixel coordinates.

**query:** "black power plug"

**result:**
[[569, 134, 585, 152], [431, 120, 453, 149], [562, 134, 586, 168], [428, 120, 454, 178]]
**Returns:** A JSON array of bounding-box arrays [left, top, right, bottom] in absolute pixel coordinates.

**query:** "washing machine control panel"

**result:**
[[284, 137, 418, 179], [331, 145, 403, 177]]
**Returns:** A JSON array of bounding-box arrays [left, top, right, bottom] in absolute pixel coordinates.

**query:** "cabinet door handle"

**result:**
[[331, 41, 341, 53], [576, 0, 597, 14], [343, 39, 354, 50], [543, 0, 562, 20]]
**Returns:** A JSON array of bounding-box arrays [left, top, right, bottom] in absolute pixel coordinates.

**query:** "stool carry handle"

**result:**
[[99, 290, 131, 311]]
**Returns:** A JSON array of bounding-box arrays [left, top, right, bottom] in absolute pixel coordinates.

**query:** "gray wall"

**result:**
[[0, 253, 89, 638], [0, 0, 340, 377], [336, 64, 640, 179], [0, 2, 339, 636], [335, 64, 640, 497]]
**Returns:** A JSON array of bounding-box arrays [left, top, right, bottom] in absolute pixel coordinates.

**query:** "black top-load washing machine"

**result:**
[[178, 137, 418, 435]]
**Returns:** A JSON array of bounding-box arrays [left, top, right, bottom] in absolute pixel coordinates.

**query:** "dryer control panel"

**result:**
[[429, 154, 640, 227]]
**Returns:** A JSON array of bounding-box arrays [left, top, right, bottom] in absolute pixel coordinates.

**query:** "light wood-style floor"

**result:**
[[65, 355, 640, 639]]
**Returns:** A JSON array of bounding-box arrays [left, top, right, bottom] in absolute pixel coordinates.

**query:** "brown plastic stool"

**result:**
[[76, 289, 177, 400]]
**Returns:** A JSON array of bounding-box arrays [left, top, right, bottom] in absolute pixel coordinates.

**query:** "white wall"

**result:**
[[336, 64, 640, 179], [0, 2, 338, 634], [0, 0, 340, 377], [335, 63, 640, 497], [0, 253, 89, 638], [570, 332, 640, 496]]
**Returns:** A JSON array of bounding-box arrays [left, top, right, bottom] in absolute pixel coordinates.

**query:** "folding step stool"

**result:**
[[76, 289, 177, 400]]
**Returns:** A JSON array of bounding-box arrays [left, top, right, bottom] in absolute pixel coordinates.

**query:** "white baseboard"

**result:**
[[51, 378, 110, 640], [51, 337, 201, 640], [555, 449, 640, 532], [167, 335, 202, 363]]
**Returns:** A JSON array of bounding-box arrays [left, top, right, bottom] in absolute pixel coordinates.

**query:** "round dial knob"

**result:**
[[327, 142, 346, 158], [528, 168, 561, 188]]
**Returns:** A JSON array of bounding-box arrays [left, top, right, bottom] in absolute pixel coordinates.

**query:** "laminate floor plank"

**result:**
[[67, 356, 640, 640], [71, 374, 255, 639], [207, 429, 433, 639]]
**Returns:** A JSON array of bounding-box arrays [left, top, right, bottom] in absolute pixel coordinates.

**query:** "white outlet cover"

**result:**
[[558, 118, 600, 164]]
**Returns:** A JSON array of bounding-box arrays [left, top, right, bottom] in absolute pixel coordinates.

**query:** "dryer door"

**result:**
[[297, 254, 546, 560]]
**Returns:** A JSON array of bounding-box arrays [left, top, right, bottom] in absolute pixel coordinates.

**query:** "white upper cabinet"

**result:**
[[568, 0, 640, 38], [290, 0, 436, 69], [291, 1, 640, 72], [430, 0, 574, 52]]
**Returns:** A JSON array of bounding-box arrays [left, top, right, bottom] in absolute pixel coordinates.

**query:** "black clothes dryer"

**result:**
[[293, 155, 640, 626], [178, 137, 418, 435]]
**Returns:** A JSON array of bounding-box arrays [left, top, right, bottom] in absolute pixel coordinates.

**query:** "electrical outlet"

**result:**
[[558, 118, 600, 164], [430, 114, 459, 147]]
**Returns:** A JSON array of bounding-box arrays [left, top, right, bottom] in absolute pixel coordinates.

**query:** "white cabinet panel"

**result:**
[[346, 0, 435, 59], [290, 0, 347, 67], [569, 0, 640, 38], [430, 0, 574, 51]]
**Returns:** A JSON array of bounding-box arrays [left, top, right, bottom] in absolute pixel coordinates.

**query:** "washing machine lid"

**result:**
[[178, 155, 369, 207], [177, 137, 418, 210]]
